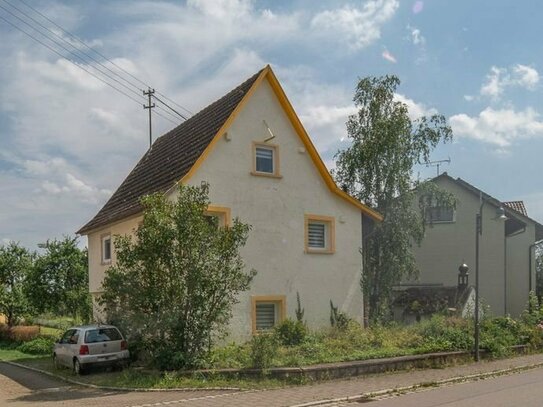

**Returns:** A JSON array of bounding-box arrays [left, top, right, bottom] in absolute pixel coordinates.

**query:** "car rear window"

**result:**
[[84, 328, 122, 343]]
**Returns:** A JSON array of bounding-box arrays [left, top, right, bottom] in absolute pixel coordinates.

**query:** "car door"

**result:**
[[66, 329, 81, 363], [56, 329, 75, 366]]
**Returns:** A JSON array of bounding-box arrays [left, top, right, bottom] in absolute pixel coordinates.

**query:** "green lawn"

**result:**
[[0, 347, 47, 362]]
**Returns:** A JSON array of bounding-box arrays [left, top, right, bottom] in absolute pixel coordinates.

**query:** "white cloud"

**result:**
[[450, 107, 543, 147], [311, 0, 399, 50], [480, 66, 507, 99], [394, 93, 437, 120], [513, 64, 539, 89], [408, 25, 425, 46], [480, 64, 539, 99]]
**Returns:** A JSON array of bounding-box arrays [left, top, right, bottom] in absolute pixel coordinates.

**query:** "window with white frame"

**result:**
[[252, 143, 280, 177], [425, 206, 455, 223], [101, 235, 112, 263], [305, 215, 335, 253]]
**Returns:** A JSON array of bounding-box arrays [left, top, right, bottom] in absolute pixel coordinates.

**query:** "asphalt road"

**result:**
[[348, 368, 543, 407]]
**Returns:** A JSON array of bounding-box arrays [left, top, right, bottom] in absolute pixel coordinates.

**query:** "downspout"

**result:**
[[528, 239, 543, 295], [504, 236, 507, 315]]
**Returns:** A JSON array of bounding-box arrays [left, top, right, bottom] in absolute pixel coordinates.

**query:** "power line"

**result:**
[[0, 1, 184, 124], [152, 94, 189, 120], [0, 2, 146, 102], [1, 0, 145, 96], [17, 0, 193, 117], [0, 14, 178, 126]]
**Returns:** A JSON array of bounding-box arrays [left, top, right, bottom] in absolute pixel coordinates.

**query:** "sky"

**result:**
[[1, 0, 543, 249]]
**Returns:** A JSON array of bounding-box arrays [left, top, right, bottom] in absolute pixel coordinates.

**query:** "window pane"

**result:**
[[85, 328, 122, 343], [205, 214, 220, 229], [103, 238, 111, 260], [426, 206, 454, 222], [308, 222, 326, 248], [256, 303, 276, 330], [256, 147, 274, 173]]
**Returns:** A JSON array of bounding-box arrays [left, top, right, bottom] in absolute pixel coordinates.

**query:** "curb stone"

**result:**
[[289, 361, 543, 407], [1, 361, 248, 393]]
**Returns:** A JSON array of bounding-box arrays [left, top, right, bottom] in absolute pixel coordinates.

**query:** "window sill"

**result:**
[[101, 260, 112, 266], [250, 171, 283, 179], [304, 249, 335, 255]]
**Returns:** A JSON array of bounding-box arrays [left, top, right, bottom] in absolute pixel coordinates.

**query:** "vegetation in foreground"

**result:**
[[2, 298, 543, 389]]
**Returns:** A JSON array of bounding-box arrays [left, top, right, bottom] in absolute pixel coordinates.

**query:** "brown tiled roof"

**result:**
[[77, 69, 263, 234], [503, 201, 528, 216]]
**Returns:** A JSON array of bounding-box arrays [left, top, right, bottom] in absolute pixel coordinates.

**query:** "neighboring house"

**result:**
[[405, 173, 543, 318], [77, 65, 381, 340]]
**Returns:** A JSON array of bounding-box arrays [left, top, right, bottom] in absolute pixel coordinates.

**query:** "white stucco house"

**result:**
[[402, 173, 543, 318], [77, 65, 381, 340]]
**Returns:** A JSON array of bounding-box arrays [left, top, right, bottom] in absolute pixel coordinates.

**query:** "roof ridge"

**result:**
[[77, 68, 264, 234]]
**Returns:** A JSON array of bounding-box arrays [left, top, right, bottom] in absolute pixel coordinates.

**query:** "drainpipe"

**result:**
[[504, 237, 507, 315]]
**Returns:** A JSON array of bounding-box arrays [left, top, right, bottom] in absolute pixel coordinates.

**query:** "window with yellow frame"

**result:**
[[251, 295, 286, 333], [304, 214, 335, 254], [204, 205, 231, 228]]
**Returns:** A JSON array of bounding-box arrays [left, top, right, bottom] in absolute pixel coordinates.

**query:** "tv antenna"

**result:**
[[426, 157, 451, 176]]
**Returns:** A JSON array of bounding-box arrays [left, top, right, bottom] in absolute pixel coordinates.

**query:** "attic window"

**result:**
[[251, 142, 281, 178], [425, 206, 455, 223]]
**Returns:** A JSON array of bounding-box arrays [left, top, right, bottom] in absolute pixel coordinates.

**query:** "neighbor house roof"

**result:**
[[432, 173, 543, 241], [78, 66, 381, 235], [503, 201, 528, 216]]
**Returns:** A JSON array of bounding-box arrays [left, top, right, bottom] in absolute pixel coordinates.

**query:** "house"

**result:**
[[77, 65, 381, 340], [404, 173, 543, 318]]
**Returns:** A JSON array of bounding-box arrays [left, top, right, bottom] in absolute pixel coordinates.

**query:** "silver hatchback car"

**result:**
[[53, 324, 130, 374]]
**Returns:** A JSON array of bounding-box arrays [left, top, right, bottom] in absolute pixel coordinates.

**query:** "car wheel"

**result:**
[[53, 354, 60, 370], [73, 359, 84, 375]]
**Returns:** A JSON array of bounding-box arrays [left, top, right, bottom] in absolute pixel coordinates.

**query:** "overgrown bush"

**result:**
[[329, 301, 350, 330], [415, 315, 473, 351], [17, 336, 55, 355], [274, 318, 307, 346], [0, 325, 40, 342], [250, 333, 278, 369]]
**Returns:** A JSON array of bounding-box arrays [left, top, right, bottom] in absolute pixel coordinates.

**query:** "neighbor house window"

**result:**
[[425, 206, 455, 223], [251, 142, 280, 177], [251, 295, 286, 333], [204, 205, 231, 228], [101, 234, 112, 264], [304, 214, 335, 254]]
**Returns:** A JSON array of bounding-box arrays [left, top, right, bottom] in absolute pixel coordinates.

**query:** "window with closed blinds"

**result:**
[[308, 222, 326, 248], [255, 303, 276, 331], [255, 147, 274, 173]]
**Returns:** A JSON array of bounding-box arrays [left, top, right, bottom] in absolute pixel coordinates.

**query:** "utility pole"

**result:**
[[143, 88, 156, 148]]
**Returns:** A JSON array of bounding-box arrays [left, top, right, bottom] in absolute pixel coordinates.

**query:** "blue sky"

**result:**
[[1, 0, 542, 248]]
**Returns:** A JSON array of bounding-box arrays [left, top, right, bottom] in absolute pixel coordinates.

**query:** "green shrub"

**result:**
[[17, 337, 55, 355], [415, 315, 472, 351], [274, 318, 307, 346], [329, 301, 350, 330], [250, 333, 278, 369]]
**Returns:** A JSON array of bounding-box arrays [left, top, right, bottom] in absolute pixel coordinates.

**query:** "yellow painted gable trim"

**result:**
[[180, 65, 382, 222]]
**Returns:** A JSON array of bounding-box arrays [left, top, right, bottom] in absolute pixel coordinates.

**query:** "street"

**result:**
[[3, 357, 543, 407], [343, 368, 543, 406]]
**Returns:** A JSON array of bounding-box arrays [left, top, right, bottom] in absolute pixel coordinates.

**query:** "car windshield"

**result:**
[[84, 328, 122, 343]]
